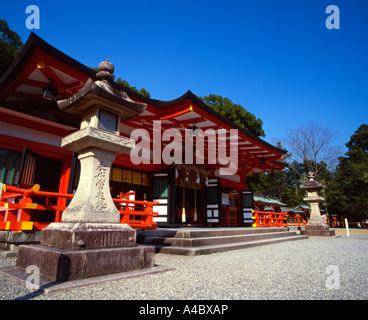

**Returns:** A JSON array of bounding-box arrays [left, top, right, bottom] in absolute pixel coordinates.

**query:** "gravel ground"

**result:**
[[1, 232, 368, 300]]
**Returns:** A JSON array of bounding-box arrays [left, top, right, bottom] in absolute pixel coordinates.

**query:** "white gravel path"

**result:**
[[1, 232, 367, 300]]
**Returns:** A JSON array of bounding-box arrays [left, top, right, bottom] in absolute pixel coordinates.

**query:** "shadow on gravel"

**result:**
[[0, 266, 60, 300], [13, 281, 59, 300]]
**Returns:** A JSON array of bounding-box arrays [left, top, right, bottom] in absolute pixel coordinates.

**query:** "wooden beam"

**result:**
[[0, 111, 72, 137], [33, 47, 95, 84], [37, 64, 65, 89], [22, 78, 50, 88], [160, 105, 193, 120], [11, 91, 43, 100], [0, 50, 40, 100]]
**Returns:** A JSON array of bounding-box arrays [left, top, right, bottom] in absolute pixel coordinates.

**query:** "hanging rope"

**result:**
[[182, 178, 186, 223]]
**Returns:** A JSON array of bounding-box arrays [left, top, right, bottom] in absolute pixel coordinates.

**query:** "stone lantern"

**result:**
[[55, 59, 146, 224], [16, 60, 156, 281], [300, 172, 335, 236]]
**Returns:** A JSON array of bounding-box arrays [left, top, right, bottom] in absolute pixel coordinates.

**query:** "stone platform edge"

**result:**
[[0, 264, 174, 296]]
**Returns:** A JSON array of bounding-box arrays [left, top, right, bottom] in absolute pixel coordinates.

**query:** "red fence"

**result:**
[[252, 210, 309, 228], [252, 210, 287, 228], [285, 214, 308, 228], [0, 184, 158, 232]]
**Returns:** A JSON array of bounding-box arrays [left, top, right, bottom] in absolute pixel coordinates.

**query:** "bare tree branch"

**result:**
[[281, 121, 343, 178]]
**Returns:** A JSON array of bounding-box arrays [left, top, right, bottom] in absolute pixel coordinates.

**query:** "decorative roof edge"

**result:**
[[0, 32, 287, 156]]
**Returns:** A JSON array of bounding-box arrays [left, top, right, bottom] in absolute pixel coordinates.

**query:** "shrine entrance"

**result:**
[[174, 178, 204, 225], [172, 164, 214, 226]]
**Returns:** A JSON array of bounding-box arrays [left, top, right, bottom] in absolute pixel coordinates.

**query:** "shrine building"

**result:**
[[0, 32, 287, 229]]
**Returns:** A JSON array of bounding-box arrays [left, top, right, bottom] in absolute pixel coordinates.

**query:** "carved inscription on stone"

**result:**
[[93, 232, 133, 248], [95, 161, 108, 211]]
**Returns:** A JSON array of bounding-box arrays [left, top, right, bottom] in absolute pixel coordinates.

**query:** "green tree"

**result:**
[[246, 167, 305, 207], [246, 157, 333, 209], [345, 124, 368, 158], [116, 78, 151, 99], [90, 67, 151, 99], [0, 19, 23, 76], [326, 124, 368, 221], [199, 94, 265, 137]]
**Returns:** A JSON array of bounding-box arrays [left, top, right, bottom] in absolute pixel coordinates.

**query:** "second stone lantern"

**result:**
[[300, 172, 335, 237]]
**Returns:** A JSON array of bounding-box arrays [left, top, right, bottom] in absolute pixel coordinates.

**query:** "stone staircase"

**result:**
[[142, 227, 308, 256], [0, 231, 41, 259]]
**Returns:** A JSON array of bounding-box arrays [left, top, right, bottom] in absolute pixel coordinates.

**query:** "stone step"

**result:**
[[143, 227, 308, 256], [150, 235, 308, 256], [145, 231, 298, 247], [0, 249, 17, 259], [148, 227, 289, 239], [0, 231, 41, 258]]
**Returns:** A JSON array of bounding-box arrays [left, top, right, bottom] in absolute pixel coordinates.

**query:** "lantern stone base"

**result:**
[[16, 245, 155, 282], [15, 222, 155, 282], [300, 224, 335, 237], [40, 223, 136, 250]]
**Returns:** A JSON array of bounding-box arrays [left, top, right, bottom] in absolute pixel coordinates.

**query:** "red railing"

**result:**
[[285, 213, 308, 228], [0, 184, 158, 231], [252, 210, 287, 228]]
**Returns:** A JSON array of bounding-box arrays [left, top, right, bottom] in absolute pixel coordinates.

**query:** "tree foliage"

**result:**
[[89, 68, 151, 99], [116, 78, 151, 99], [345, 124, 368, 158], [199, 94, 265, 137], [246, 168, 304, 207], [326, 124, 368, 221], [246, 138, 334, 209], [0, 19, 23, 77]]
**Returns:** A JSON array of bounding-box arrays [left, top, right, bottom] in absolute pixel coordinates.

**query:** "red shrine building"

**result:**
[[0, 33, 286, 229]]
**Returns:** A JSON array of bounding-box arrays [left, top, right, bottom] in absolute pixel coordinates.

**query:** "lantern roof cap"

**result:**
[[300, 172, 325, 190], [57, 59, 146, 119]]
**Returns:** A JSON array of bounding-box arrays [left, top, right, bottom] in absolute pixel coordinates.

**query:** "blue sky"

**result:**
[[3, 0, 368, 154]]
